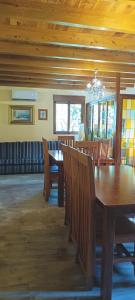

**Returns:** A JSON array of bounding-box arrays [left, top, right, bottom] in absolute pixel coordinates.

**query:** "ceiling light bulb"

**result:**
[[87, 82, 91, 88], [97, 80, 101, 86]]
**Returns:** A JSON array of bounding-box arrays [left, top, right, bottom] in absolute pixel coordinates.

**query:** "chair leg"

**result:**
[[133, 242, 135, 275], [43, 179, 45, 196], [44, 179, 50, 202], [45, 187, 50, 202], [68, 226, 72, 242]]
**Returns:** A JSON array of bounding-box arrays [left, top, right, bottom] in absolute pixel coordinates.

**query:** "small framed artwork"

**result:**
[[9, 105, 34, 124], [38, 109, 48, 120]]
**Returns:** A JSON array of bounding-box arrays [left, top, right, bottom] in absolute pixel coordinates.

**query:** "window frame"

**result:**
[[53, 95, 85, 134]]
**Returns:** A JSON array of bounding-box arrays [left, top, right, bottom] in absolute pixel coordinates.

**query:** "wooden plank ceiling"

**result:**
[[0, 0, 135, 91]]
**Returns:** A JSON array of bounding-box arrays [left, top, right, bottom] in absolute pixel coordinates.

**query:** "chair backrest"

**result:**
[[69, 147, 80, 243], [75, 141, 90, 152], [62, 144, 72, 225], [77, 150, 96, 287], [75, 140, 114, 167], [99, 140, 110, 158], [66, 146, 96, 287], [58, 135, 75, 147], [75, 141, 100, 161], [94, 138, 113, 158], [42, 137, 49, 172]]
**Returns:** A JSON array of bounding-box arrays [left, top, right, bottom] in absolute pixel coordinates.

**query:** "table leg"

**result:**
[[101, 208, 115, 300], [58, 164, 64, 207]]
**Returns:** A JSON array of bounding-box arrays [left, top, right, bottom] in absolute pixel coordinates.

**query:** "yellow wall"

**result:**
[[0, 86, 86, 142]]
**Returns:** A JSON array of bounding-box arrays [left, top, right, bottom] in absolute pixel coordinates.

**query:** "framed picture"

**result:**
[[38, 109, 48, 120], [9, 105, 34, 124]]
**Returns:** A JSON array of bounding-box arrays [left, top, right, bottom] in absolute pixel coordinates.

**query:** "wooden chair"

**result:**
[[98, 139, 115, 165], [63, 145, 95, 286], [64, 146, 135, 289], [75, 140, 114, 166], [62, 144, 72, 225], [75, 141, 99, 164], [42, 138, 60, 202], [58, 135, 75, 147], [65, 147, 97, 288]]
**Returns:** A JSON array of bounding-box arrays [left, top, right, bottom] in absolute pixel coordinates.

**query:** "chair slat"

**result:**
[[42, 138, 59, 202]]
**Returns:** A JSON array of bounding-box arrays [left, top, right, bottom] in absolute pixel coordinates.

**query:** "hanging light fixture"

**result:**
[[86, 70, 105, 100]]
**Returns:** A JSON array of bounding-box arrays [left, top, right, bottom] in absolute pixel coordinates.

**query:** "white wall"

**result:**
[[0, 86, 86, 142]]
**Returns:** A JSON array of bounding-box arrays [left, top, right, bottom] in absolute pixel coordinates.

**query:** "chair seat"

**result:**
[[50, 164, 59, 173]]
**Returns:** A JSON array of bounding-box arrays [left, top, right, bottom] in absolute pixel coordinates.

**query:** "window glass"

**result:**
[[86, 103, 92, 140], [54, 98, 84, 134], [121, 99, 135, 165], [69, 104, 81, 132], [56, 103, 68, 132], [107, 101, 115, 138], [99, 102, 107, 138], [93, 104, 98, 138]]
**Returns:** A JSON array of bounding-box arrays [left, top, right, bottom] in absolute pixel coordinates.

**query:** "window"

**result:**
[[121, 98, 135, 165], [86, 99, 115, 140], [53, 96, 85, 134]]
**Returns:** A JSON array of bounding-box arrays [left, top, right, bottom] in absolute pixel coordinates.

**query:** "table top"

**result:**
[[95, 165, 135, 208], [48, 153, 135, 209], [49, 150, 63, 163]]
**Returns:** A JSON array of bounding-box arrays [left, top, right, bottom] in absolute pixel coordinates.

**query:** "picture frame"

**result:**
[[9, 105, 34, 124], [38, 109, 48, 120]]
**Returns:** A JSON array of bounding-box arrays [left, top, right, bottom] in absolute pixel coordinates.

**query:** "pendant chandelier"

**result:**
[[86, 70, 105, 100]]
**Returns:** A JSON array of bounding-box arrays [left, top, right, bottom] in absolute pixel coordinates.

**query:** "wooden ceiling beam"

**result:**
[[0, 41, 135, 65], [0, 2, 135, 34], [0, 80, 85, 90], [0, 79, 124, 92], [0, 65, 116, 77], [0, 76, 83, 85], [0, 2, 135, 89], [0, 64, 135, 80], [0, 56, 135, 73], [0, 73, 135, 85], [0, 72, 86, 82], [0, 24, 134, 52], [0, 79, 122, 91], [0, 76, 133, 89], [0, 65, 117, 77]]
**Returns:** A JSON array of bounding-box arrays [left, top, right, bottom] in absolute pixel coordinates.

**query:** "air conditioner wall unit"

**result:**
[[12, 89, 38, 101]]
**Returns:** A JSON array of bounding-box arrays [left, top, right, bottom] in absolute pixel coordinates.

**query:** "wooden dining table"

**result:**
[[49, 150, 64, 207], [48, 150, 135, 299], [95, 165, 135, 300]]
